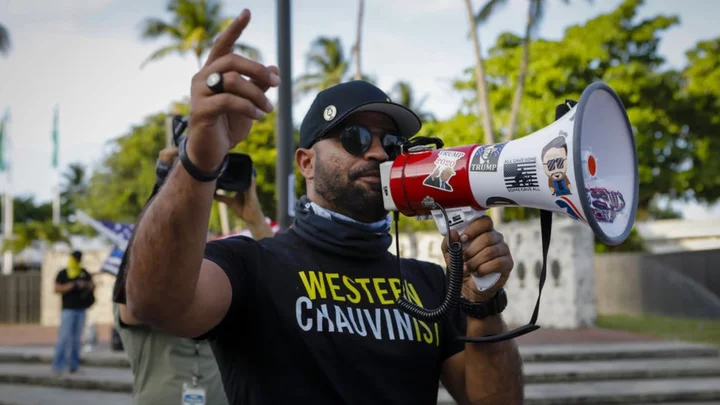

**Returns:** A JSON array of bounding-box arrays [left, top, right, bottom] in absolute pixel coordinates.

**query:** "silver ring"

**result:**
[[206, 72, 224, 94]]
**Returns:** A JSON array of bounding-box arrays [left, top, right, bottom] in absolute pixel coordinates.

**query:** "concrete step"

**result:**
[[437, 378, 720, 405], [0, 383, 131, 405], [520, 341, 720, 362], [0, 347, 129, 368], [0, 364, 132, 393], [2, 341, 716, 368], [4, 356, 720, 393], [523, 357, 720, 383]]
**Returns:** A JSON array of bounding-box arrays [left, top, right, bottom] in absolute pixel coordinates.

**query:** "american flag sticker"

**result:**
[[504, 157, 541, 192]]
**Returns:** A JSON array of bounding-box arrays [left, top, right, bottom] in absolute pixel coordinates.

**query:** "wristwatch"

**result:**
[[178, 136, 229, 182], [459, 288, 507, 320]]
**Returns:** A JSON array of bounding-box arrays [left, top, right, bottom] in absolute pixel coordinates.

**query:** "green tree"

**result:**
[[12, 196, 52, 223], [2, 196, 69, 253], [80, 103, 288, 233], [389, 81, 436, 123], [60, 163, 88, 218], [139, 0, 261, 69], [454, 0, 701, 218], [1, 220, 69, 254], [679, 38, 720, 206], [79, 112, 168, 222], [0, 23, 10, 56]]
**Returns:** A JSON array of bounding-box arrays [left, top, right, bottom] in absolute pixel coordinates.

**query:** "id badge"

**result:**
[[182, 383, 206, 405]]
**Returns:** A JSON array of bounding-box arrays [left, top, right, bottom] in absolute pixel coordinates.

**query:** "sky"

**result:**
[[0, 0, 719, 219]]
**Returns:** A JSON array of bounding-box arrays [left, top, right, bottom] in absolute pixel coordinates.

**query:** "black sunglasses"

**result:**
[[313, 125, 407, 159]]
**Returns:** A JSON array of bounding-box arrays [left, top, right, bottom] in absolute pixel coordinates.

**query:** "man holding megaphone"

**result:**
[[125, 9, 523, 405]]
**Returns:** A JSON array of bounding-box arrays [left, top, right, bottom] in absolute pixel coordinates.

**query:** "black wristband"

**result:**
[[178, 136, 228, 182], [460, 288, 508, 320]]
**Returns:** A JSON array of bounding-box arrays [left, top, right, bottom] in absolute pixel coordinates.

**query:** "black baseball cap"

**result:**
[[299, 80, 422, 149]]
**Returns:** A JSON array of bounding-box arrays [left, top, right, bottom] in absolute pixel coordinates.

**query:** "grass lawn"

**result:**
[[597, 314, 720, 346]]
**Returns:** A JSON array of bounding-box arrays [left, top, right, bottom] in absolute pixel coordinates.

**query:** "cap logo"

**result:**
[[323, 105, 337, 121]]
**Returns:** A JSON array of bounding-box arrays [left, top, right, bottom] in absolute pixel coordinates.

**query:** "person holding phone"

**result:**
[[51, 250, 95, 375]]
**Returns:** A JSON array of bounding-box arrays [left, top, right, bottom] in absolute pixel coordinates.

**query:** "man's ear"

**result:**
[[296, 148, 315, 180]]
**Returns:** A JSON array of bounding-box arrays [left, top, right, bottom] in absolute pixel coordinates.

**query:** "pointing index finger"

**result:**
[[204, 9, 251, 67]]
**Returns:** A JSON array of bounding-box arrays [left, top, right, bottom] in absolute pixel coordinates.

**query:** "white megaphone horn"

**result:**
[[381, 82, 638, 331]]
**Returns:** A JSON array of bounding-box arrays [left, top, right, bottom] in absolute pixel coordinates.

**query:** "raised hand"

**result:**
[[186, 9, 280, 172]]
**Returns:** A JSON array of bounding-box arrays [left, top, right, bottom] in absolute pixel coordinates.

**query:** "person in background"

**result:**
[[112, 145, 272, 405], [51, 250, 95, 375]]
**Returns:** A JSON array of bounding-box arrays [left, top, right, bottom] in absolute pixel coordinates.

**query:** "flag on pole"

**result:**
[[0, 109, 8, 172], [100, 246, 126, 276], [51, 106, 59, 169], [73, 210, 135, 276], [96, 221, 135, 276]]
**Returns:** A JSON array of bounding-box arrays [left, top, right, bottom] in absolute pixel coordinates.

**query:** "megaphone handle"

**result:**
[[431, 207, 501, 292]]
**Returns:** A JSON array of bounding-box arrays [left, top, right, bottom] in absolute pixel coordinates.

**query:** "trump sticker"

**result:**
[[423, 151, 465, 192]]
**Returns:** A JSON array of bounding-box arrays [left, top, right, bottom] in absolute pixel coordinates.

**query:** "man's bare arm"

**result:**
[[126, 10, 278, 339], [441, 316, 524, 404], [126, 164, 232, 338]]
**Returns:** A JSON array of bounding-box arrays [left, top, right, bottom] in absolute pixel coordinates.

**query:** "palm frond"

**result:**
[[475, 0, 509, 25], [182, 26, 207, 51], [139, 44, 184, 69], [233, 43, 262, 63], [139, 18, 183, 40]]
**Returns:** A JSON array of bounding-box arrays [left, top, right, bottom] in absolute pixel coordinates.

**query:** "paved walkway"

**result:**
[[0, 323, 662, 347], [0, 324, 114, 347]]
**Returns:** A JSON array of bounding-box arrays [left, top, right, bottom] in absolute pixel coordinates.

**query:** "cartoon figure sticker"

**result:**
[[423, 151, 465, 192], [470, 143, 506, 172], [542, 136, 572, 196]]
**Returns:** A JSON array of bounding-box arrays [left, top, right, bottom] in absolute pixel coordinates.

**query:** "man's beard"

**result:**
[[314, 158, 388, 223]]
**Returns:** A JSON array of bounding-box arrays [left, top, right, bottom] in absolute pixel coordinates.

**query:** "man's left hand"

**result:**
[[442, 215, 513, 303]]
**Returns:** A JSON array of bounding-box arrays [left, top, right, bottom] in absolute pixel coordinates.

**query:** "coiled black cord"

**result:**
[[393, 202, 464, 322]]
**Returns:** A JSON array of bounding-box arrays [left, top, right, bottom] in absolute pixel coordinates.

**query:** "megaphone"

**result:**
[[381, 82, 639, 338]]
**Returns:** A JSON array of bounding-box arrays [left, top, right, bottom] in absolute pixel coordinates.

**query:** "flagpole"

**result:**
[[1, 108, 13, 275], [52, 106, 60, 225]]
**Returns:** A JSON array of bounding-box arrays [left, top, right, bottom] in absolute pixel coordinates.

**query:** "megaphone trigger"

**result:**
[[430, 206, 501, 291]]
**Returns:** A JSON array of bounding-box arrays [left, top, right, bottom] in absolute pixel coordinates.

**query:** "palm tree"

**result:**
[[352, 0, 365, 80], [294, 37, 350, 98], [0, 23, 10, 56], [463, 0, 496, 146], [138, 0, 261, 70], [475, 0, 586, 141], [60, 163, 88, 218], [464, 0, 499, 224], [390, 81, 436, 123]]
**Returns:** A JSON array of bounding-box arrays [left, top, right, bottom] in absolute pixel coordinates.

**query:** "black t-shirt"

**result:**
[[200, 229, 466, 405], [55, 269, 95, 310]]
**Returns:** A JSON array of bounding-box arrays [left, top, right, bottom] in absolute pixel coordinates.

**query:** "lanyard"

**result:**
[[192, 342, 201, 386]]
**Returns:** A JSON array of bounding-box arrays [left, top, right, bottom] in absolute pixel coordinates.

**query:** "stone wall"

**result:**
[[390, 216, 597, 328], [41, 249, 115, 327]]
